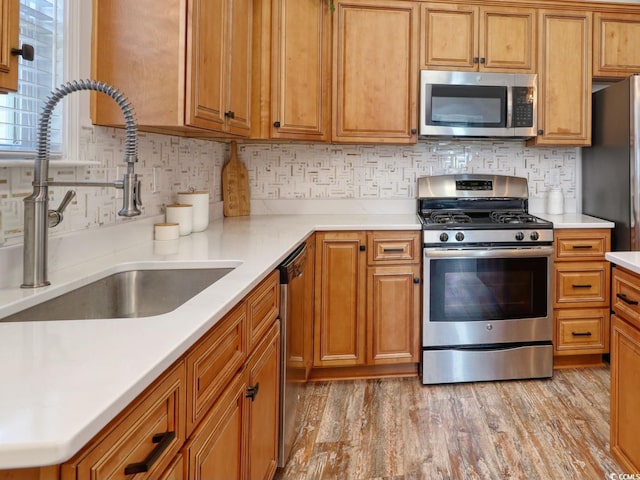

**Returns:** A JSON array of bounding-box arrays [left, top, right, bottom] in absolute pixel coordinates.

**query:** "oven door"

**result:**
[[423, 246, 553, 347]]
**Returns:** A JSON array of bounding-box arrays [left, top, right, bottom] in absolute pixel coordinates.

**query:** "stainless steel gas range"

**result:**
[[418, 174, 554, 384]]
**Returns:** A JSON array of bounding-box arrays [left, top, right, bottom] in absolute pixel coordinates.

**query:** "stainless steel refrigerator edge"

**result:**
[[583, 75, 640, 251]]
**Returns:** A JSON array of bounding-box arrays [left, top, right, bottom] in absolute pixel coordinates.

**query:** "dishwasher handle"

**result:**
[[278, 242, 307, 284]]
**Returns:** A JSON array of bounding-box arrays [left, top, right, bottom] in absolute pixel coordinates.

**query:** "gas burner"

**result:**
[[490, 211, 537, 224], [430, 211, 472, 224]]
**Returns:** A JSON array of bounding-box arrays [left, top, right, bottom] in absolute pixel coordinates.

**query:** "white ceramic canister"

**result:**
[[154, 222, 180, 241], [546, 187, 564, 215], [165, 204, 193, 236], [177, 190, 210, 232]]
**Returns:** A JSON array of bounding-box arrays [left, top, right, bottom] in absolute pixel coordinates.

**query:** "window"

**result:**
[[0, 0, 64, 158]]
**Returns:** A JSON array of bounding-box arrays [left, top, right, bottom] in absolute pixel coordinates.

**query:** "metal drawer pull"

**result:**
[[571, 331, 593, 337], [617, 293, 639, 305], [571, 284, 592, 289], [383, 248, 405, 253], [571, 245, 593, 249], [124, 431, 176, 475]]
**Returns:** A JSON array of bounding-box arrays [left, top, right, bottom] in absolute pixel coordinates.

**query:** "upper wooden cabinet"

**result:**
[[92, 0, 252, 137], [420, 3, 536, 73], [269, 0, 332, 141], [530, 10, 592, 146], [332, 0, 419, 144], [0, 0, 19, 93], [186, 0, 252, 136], [593, 11, 640, 78]]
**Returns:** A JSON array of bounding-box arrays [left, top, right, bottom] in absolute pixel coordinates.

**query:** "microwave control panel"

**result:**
[[512, 86, 535, 128]]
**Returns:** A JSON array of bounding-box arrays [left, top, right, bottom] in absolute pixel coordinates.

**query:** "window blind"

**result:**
[[0, 0, 63, 156]]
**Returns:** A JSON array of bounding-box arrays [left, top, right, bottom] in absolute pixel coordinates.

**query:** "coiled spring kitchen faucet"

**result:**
[[22, 80, 142, 288]]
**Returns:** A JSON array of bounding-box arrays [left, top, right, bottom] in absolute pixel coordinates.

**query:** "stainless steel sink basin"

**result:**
[[1, 267, 235, 322]]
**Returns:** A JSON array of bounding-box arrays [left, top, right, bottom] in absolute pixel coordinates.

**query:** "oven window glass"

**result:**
[[429, 257, 547, 321], [429, 85, 506, 127]]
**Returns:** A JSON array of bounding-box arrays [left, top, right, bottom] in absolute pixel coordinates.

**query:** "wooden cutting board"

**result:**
[[222, 141, 250, 217]]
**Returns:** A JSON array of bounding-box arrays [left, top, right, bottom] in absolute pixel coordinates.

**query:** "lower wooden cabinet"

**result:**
[[552, 228, 611, 366], [61, 363, 186, 480], [184, 372, 247, 480], [246, 321, 281, 480], [611, 312, 640, 473], [313, 231, 421, 375], [367, 264, 420, 365], [314, 231, 367, 367]]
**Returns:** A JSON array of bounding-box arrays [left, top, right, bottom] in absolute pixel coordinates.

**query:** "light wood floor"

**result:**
[[275, 367, 621, 480]]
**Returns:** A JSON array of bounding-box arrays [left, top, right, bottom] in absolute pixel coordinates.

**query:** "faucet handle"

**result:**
[[48, 190, 76, 227], [135, 179, 143, 207]]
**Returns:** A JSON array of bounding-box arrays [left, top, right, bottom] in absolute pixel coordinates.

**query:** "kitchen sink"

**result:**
[[0, 267, 236, 322]]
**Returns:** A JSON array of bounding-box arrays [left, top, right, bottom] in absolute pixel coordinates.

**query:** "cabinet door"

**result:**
[[186, 0, 227, 131], [534, 10, 591, 146], [420, 3, 477, 70], [226, 0, 252, 136], [314, 231, 367, 366], [611, 314, 640, 473], [366, 265, 420, 365], [0, 0, 19, 93], [594, 12, 640, 78], [246, 321, 280, 480], [332, 0, 418, 144], [271, 0, 331, 141], [185, 373, 247, 480], [479, 6, 536, 73]]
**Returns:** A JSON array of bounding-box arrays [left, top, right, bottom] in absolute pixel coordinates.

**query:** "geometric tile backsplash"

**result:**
[[0, 125, 578, 246]]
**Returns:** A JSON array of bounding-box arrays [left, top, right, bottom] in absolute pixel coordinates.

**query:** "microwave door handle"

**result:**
[[506, 86, 513, 128]]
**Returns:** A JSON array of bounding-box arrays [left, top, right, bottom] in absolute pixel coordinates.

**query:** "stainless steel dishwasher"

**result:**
[[277, 240, 313, 468]]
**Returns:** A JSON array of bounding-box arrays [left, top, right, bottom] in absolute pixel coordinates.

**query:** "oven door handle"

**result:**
[[424, 246, 554, 259]]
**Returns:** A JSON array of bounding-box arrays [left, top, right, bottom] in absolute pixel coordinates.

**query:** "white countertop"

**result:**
[[532, 212, 615, 229], [0, 214, 419, 469], [606, 252, 640, 275]]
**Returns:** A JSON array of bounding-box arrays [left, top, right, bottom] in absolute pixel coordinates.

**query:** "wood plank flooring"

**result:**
[[275, 367, 622, 479]]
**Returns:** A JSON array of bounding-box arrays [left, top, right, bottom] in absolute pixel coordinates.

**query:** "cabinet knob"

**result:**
[[359, 245, 366, 251], [473, 57, 479, 63], [246, 383, 260, 401], [537, 129, 544, 135], [224, 110, 235, 119], [273, 121, 281, 128], [411, 128, 417, 135], [413, 278, 420, 284], [480, 57, 486, 64], [12, 43, 34, 61]]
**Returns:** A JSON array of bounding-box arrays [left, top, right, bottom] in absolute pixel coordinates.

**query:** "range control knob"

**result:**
[[455, 232, 465, 242], [515, 232, 525, 241], [439, 232, 449, 242], [530, 231, 540, 241]]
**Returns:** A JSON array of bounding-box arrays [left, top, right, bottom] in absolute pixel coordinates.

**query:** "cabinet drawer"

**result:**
[[554, 229, 610, 261], [247, 270, 280, 353], [555, 308, 609, 354], [186, 302, 247, 435], [554, 262, 609, 307], [62, 363, 185, 480], [367, 231, 421, 265], [613, 267, 640, 329]]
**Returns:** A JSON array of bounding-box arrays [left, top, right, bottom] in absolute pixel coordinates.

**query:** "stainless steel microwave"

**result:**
[[419, 70, 537, 138]]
